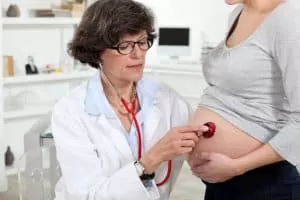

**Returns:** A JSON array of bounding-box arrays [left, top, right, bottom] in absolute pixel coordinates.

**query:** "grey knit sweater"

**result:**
[[199, 1, 300, 166]]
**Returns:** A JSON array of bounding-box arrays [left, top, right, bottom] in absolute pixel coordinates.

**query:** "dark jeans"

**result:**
[[203, 161, 300, 200]]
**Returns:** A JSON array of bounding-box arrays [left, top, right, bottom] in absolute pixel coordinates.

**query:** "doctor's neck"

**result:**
[[100, 71, 136, 103]]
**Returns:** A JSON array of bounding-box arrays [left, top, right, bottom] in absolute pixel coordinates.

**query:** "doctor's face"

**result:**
[[100, 31, 152, 83]]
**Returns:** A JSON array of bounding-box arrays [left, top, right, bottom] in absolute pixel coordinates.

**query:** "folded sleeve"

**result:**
[[269, 10, 300, 166], [51, 101, 159, 200]]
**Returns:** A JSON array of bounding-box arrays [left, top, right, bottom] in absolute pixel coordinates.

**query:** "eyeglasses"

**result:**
[[109, 37, 154, 55]]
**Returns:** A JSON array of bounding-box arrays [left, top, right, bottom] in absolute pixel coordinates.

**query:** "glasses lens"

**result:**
[[118, 42, 133, 55], [115, 37, 154, 55], [138, 38, 150, 51]]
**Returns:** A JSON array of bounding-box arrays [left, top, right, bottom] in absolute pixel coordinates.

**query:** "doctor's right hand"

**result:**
[[140, 125, 207, 173]]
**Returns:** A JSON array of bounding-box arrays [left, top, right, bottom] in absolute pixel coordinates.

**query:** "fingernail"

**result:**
[[203, 126, 209, 131]]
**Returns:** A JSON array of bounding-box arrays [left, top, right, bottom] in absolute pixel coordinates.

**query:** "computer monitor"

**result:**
[[157, 27, 191, 61]]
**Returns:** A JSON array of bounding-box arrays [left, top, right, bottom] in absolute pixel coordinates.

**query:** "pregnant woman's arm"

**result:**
[[190, 144, 283, 183]]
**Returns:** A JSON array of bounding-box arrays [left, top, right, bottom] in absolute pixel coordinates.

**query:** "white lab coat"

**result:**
[[51, 75, 193, 200]]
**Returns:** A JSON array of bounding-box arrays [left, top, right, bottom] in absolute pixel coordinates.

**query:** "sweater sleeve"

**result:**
[[268, 8, 300, 166]]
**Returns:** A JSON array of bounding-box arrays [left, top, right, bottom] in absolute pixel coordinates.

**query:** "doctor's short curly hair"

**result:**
[[67, 0, 156, 69]]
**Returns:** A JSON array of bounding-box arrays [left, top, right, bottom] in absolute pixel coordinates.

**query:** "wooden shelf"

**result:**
[[2, 17, 81, 26], [3, 71, 95, 86]]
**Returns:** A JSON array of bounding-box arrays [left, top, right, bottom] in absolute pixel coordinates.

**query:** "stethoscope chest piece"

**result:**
[[203, 122, 216, 138]]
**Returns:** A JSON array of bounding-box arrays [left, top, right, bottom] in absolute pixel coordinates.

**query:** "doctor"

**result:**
[[51, 0, 207, 200]]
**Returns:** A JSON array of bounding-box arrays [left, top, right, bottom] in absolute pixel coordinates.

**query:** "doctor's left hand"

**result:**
[[190, 152, 243, 183]]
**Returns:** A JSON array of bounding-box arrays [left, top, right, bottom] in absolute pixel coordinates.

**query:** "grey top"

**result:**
[[199, 1, 300, 166]]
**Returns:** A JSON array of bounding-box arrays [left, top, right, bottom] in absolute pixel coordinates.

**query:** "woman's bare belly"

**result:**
[[189, 107, 263, 162]]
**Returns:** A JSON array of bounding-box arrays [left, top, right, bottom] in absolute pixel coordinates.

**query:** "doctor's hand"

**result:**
[[140, 125, 208, 173]]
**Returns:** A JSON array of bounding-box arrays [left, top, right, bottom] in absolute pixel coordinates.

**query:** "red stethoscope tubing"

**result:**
[[121, 98, 172, 186], [120, 97, 216, 187]]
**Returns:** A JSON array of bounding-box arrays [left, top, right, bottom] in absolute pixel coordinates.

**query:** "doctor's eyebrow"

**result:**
[[119, 34, 149, 43]]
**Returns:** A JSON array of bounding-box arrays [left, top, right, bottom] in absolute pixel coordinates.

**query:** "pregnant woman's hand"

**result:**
[[190, 152, 243, 183]]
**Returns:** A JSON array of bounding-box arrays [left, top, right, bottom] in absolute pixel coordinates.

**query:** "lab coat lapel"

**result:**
[[143, 100, 173, 187], [143, 102, 168, 153], [95, 115, 133, 161]]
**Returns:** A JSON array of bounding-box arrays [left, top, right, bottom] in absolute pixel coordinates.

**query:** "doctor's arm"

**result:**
[[52, 103, 157, 200], [52, 101, 202, 200]]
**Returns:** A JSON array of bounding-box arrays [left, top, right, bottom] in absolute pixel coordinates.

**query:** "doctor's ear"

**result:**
[[97, 56, 103, 69]]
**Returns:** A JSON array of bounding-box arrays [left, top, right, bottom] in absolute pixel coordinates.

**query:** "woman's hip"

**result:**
[[203, 161, 300, 200]]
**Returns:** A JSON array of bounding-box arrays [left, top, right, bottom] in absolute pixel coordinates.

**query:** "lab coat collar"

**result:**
[[95, 105, 163, 161], [84, 70, 159, 118]]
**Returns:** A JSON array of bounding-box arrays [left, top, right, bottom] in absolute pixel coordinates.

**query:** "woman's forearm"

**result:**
[[236, 144, 284, 175]]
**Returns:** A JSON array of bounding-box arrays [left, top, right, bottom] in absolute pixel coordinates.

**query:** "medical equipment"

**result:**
[[203, 122, 216, 138], [101, 69, 216, 186], [121, 97, 171, 186], [121, 97, 216, 187]]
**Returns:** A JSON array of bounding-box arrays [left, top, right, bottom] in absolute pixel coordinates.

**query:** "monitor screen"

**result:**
[[158, 28, 190, 46]]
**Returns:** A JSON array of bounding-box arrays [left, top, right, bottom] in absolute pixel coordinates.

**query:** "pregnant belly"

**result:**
[[189, 107, 263, 161]]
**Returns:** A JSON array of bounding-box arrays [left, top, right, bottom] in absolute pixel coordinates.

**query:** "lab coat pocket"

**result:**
[[84, 116, 127, 175], [94, 143, 122, 176]]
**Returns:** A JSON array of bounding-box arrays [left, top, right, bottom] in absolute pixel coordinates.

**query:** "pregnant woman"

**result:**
[[188, 0, 300, 199]]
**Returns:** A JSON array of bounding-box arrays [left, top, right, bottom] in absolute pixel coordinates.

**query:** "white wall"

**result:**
[[138, 0, 233, 64]]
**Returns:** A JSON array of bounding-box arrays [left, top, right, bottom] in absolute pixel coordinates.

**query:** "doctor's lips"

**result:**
[[127, 64, 143, 68]]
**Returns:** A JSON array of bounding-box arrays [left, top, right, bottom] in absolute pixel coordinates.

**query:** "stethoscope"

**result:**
[[101, 71, 216, 186], [121, 97, 173, 186], [120, 93, 216, 187]]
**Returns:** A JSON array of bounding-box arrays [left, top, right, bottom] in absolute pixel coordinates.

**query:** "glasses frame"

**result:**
[[109, 37, 154, 55]]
